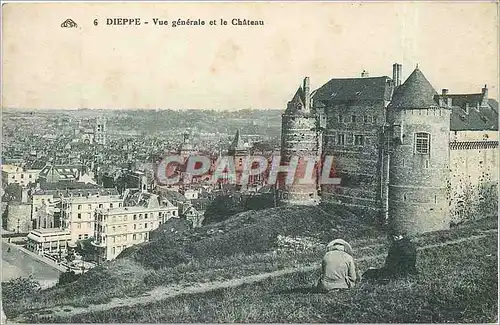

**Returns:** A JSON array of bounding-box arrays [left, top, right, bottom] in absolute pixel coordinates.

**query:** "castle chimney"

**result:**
[[361, 70, 369, 78], [441, 89, 452, 108], [481, 84, 488, 106], [303, 77, 310, 110], [392, 63, 402, 87]]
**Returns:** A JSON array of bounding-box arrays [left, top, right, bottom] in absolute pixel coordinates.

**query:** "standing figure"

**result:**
[[316, 239, 357, 292]]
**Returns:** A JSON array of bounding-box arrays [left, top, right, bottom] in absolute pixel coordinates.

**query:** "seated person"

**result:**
[[362, 233, 418, 282], [316, 239, 357, 292], [384, 233, 418, 277]]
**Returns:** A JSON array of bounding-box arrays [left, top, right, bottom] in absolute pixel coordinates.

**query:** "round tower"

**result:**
[[386, 67, 451, 235], [279, 77, 320, 205]]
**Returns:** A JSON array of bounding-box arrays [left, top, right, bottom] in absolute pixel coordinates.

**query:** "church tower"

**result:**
[[386, 67, 451, 235], [279, 77, 320, 205], [94, 116, 107, 146]]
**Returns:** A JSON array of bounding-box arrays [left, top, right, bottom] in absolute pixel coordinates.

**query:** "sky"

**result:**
[[2, 2, 498, 110]]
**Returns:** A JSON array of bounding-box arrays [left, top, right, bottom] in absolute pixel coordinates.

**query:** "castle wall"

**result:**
[[387, 107, 451, 235], [451, 130, 497, 141], [320, 100, 386, 212], [449, 140, 498, 224]]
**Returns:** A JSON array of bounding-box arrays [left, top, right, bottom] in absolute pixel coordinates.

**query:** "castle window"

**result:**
[[363, 115, 370, 123], [354, 135, 365, 146], [351, 115, 357, 123], [415, 133, 430, 154], [403, 193, 407, 201], [338, 114, 342, 123], [337, 134, 345, 146]]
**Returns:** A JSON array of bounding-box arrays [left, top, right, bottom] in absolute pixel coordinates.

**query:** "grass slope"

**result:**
[[3, 204, 382, 318], [45, 234, 498, 323], [2, 204, 497, 323]]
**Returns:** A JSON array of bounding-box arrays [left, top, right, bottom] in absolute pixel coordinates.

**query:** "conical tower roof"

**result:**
[[291, 87, 305, 105], [389, 68, 439, 109]]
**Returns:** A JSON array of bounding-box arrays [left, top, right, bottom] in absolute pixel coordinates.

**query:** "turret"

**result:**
[[280, 77, 319, 205], [386, 67, 451, 235]]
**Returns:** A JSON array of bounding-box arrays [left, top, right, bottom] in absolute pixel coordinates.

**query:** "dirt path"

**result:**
[[12, 228, 498, 322]]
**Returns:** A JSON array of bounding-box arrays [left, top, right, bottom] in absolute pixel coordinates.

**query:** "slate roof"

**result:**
[[39, 164, 84, 180], [448, 96, 498, 131], [39, 181, 100, 191], [313, 76, 392, 103], [284, 87, 306, 115], [389, 68, 438, 109], [291, 87, 305, 105], [24, 159, 48, 170], [488, 98, 498, 112], [33, 187, 118, 197], [159, 190, 188, 203]]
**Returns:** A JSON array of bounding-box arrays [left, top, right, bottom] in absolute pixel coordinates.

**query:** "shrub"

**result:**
[[2, 275, 41, 302], [58, 271, 81, 285]]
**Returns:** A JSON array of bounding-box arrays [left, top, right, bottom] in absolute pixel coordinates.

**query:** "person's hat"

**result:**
[[326, 239, 353, 255]]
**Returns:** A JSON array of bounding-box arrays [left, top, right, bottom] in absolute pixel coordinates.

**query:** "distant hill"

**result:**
[[2, 108, 283, 139]]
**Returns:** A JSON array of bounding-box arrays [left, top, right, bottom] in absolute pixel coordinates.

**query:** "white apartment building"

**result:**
[[93, 194, 178, 261], [59, 188, 123, 244]]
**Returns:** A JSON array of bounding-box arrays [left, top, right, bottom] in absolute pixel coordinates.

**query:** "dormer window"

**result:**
[[415, 133, 430, 154]]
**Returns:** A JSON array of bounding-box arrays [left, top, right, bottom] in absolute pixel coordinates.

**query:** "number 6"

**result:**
[[94, 19, 98, 26]]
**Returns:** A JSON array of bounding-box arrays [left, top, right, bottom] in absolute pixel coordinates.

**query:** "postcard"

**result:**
[[1, 1, 498, 323]]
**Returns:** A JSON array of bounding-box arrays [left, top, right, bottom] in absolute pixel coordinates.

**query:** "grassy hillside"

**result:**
[[122, 204, 383, 269], [3, 204, 383, 318], [43, 232, 498, 323], [2, 205, 497, 323]]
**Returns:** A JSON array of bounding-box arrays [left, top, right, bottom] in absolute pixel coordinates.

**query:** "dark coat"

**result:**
[[384, 238, 418, 276]]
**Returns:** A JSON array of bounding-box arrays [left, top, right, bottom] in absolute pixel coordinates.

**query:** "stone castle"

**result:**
[[279, 63, 498, 235]]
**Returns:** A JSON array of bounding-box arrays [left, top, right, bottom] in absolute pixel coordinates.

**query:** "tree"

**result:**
[[75, 237, 97, 261], [58, 270, 80, 285], [1, 275, 41, 302], [245, 193, 275, 211], [203, 194, 245, 225], [2, 183, 22, 202]]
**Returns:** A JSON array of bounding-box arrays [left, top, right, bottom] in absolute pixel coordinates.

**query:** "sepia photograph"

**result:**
[[1, 1, 498, 323]]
